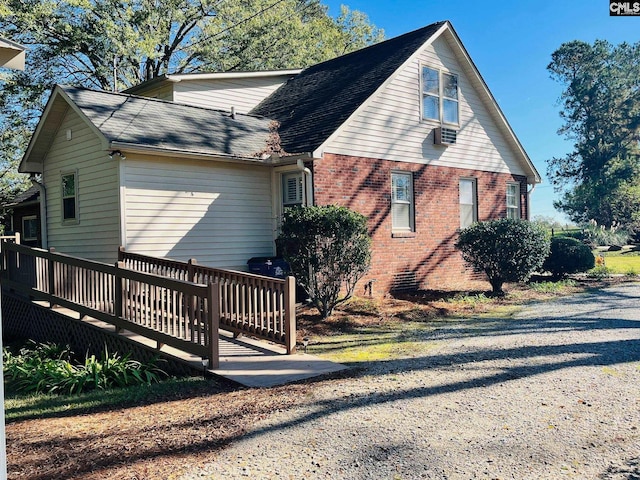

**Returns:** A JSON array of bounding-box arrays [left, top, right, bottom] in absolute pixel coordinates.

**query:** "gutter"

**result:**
[[30, 176, 47, 248]]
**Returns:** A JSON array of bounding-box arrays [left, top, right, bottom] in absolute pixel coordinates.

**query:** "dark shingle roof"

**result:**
[[61, 86, 274, 159], [4, 185, 39, 207], [250, 21, 446, 154]]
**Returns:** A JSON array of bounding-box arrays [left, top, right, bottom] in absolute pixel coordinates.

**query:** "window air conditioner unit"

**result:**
[[434, 127, 457, 146]]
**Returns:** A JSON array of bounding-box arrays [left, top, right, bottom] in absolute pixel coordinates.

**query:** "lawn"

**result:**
[[599, 249, 640, 274]]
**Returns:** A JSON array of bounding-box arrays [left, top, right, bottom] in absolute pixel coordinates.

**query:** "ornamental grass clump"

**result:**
[[455, 218, 550, 295]]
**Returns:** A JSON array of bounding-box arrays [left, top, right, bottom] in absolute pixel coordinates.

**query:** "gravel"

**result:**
[[179, 283, 640, 479]]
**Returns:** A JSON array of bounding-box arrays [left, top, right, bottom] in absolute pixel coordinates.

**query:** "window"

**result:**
[[459, 178, 477, 229], [61, 172, 77, 222], [422, 67, 459, 124], [22, 215, 38, 241], [282, 171, 303, 208], [507, 183, 521, 219], [391, 172, 414, 231]]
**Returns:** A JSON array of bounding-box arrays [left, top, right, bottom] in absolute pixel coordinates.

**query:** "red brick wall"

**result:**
[[312, 153, 529, 294]]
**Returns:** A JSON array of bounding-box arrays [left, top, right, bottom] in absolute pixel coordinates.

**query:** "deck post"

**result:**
[[117, 246, 126, 262], [47, 248, 55, 306], [114, 261, 124, 332], [207, 281, 220, 369], [187, 258, 197, 283], [284, 275, 296, 354]]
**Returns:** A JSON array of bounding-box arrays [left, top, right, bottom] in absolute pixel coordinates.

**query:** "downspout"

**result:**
[[297, 159, 313, 206], [526, 182, 536, 221], [30, 175, 47, 248]]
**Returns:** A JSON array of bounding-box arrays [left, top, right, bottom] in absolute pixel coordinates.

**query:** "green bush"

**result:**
[[3, 341, 167, 395], [542, 236, 595, 278], [277, 205, 371, 318], [455, 218, 550, 295]]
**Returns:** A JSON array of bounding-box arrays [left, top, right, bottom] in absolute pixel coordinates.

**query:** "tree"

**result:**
[[455, 219, 550, 295], [277, 205, 371, 319], [0, 0, 383, 218], [547, 39, 640, 232]]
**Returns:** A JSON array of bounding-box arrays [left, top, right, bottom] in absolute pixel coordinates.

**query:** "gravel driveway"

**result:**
[[181, 283, 640, 479]]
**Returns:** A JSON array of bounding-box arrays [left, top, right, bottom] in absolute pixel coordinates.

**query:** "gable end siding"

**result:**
[[43, 108, 120, 262], [173, 77, 291, 113], [324, 35, 527, 177], [122, 156, 275, 270]]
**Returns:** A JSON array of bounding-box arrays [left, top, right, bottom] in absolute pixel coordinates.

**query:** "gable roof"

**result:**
[[252, 20, 540, 183], [20, 85, 276, 173], [0, 37, 26, 70], [251, 22, 446, 155]]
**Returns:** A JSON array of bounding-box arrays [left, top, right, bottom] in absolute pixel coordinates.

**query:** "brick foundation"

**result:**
[[312, 153, 528, 294]]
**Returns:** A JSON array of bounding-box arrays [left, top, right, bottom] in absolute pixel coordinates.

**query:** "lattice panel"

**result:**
[[2, 291, 198, 376]]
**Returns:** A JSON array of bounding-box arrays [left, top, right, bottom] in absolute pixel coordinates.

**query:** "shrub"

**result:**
[[3, 341, 167, 395], [542, 236, 595, 278], [455, 218, 550, 295], [277, 205, 371, 318]]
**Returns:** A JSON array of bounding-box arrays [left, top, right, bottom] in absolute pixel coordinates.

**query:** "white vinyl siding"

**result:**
[[123, 156, 275, 270], [43, 108, 120, 262], [459, 178, 477, 229], [391, 172, 414, 231], [173, 76, 292, 113], [323, 33, 527, 177], [507, 182, 520, 219]]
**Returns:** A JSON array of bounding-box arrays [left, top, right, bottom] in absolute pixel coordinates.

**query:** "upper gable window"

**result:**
[[422, 67, 459, 125]]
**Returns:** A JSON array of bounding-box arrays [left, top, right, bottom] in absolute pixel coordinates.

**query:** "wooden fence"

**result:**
[[1, 242, 220, 367], [118, 248, 296, 354]]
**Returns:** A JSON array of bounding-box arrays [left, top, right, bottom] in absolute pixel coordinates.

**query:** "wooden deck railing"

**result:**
[[118, 248, 297, 354], [1, 242, 220, 367]]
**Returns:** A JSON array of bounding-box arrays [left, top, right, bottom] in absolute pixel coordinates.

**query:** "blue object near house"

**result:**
[[247, 257, 290, 278]]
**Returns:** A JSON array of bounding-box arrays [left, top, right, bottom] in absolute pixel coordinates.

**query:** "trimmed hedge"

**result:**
[[542, 236, 595, 278]]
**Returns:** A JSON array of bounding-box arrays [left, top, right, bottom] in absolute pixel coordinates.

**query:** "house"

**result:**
[[3, 186, 41, 247], [0, 37, 26, 71], [18, 20, 540, 293]]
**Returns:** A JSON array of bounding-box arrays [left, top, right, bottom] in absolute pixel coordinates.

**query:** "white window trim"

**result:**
[[506, 182, 521, 219], [420, 65, 460, 126], [459, 177, 478, 229], [61, 170, 79, 224], [391, 171, 415, 232], [22, 215, 38, 241]]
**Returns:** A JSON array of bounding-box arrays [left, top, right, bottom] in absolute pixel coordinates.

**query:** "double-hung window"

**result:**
[[22, 215, 38, 241], [422, 67, 459, 124], [61, 171, 78, 222], [459, 178, 477, 229], [506, 183, 521, 219], [391, 172, 414, 231]]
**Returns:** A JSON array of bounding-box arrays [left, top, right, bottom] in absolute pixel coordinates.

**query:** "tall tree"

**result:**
[[547, 39, 640, 232], [0, 0, 383, 211]]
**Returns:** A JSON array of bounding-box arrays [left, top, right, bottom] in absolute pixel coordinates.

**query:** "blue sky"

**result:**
[[323, 0, 639, 223]]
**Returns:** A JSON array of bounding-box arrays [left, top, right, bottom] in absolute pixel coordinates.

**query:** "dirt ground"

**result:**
[[4, 278, 634, 479]]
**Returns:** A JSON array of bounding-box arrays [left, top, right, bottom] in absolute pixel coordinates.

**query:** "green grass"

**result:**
[[4, 376, 224, 422], [528, 279, 577, 293], [597, 250, 640, 274]]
